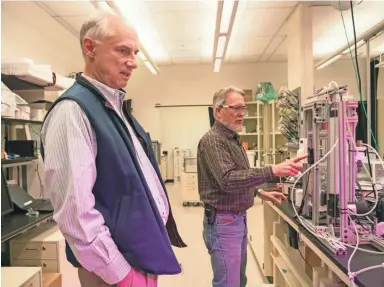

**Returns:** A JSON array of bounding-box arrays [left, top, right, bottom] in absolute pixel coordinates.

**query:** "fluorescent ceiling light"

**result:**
[[144, 61, 157, 75], [216, 36, 227, 58], [316, 54, 342, 70], [137, 51, 147, 61], [112, 0, 169, 63], [220, 0, 234, 34], [214, 59, 222, 73], [342, 40, 365, 55], [94, 1, 114, 14]]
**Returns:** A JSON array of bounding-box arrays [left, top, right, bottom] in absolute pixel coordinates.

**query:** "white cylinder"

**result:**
[[246, 151, 256, 168]]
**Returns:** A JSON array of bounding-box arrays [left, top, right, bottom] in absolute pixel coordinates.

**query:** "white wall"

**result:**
[[1, 1, 83, 76], [127, 60, 367, 149], [126, 63, 288, 153]]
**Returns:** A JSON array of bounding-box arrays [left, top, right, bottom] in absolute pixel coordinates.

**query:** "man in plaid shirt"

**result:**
[[197, 86, 307, 287]]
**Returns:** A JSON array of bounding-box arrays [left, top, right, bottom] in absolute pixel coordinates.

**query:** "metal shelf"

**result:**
[[1, 73, 62, 91], [2, 156, 38, 166], [1, 117, 43, 125]]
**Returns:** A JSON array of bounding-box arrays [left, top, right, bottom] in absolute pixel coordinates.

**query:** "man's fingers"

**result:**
[[293, 154, 308, 163], [290, 163, 303, 172]]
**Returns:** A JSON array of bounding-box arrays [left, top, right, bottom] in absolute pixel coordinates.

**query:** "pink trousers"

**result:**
[[78, 268, 158, 287]]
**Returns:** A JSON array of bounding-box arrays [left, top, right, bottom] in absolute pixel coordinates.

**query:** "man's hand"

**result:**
[[117, 268, 154, 287], [272, 154, 308, 177], [258, 190, 287, 205], [117, 268, 134, 287]]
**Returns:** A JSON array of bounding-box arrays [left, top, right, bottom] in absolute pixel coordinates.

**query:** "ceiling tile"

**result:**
[[258, 36, 286, 61], [60, 16, 89, 33], [312, 1, 384, 59], [147, 0, 216, 63], [42, 1, 97, 17], [171, 57, 201, 65], [146, 1, 199, 12], [268, 54, 287, 62], [246, 1, 298, 9], [237, 7, 293, 37]]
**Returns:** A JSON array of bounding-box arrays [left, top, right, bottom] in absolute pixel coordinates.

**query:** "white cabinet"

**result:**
[[1, 266, 42, 287], [173, 148, 190, 182], [180, 172, 200, 205], [10, 222, 62, 273]]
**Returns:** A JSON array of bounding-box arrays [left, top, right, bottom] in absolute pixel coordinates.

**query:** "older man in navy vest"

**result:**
[[41, 13, 186, 287]]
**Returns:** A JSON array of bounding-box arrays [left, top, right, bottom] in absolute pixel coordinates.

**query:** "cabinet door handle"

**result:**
[[42, 263, 47, 267], [25, 248, 38, 251], [42, 246, 46, 251]]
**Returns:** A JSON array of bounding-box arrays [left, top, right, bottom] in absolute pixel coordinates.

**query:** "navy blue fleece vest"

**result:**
[[41, 77, 184, 275]]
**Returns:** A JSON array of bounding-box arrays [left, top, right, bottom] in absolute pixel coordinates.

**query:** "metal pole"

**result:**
[[366, 40, 371, 146]]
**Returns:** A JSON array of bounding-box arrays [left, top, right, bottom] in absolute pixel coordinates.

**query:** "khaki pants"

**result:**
[[78, 268, 158, 287]]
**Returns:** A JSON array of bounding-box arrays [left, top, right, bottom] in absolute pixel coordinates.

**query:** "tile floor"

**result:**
[[60, 183, 267, 287]]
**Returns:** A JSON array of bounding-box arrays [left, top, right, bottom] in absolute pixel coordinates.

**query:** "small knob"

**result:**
[[43, 263, 47, 267], [42, 246, 46, 251]]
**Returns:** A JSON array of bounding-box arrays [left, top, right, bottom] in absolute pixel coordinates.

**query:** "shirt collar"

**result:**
[[213, 121, 240, 142], [81, 73, 126, 104]]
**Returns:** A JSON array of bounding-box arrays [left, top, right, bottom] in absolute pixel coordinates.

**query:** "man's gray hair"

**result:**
[[79, 13, 115, 56], [212, 86, 245, 112]]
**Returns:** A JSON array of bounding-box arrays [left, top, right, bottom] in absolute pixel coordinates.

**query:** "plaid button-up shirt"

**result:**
[[197, 121, 274, 213]]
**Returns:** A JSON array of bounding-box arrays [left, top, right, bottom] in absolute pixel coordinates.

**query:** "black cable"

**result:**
[[297, 245, 312, 270], [297, 168, 311, 216], [350, 1, 362, 100], [350, 1, 375, 196]]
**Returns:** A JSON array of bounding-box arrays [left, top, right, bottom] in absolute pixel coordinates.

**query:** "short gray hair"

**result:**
[[79, 13, 115, 56], [212, 86, 245, 115]]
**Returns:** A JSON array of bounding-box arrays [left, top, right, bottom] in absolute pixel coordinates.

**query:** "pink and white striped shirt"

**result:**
[[41, 74, 169, 285]]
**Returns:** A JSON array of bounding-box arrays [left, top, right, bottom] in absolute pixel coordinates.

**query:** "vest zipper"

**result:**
[[106, 102, 186, 249], [104, 102, 133, 140]]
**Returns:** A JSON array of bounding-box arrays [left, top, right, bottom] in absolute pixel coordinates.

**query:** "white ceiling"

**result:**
[[34, 0, 384, 66]]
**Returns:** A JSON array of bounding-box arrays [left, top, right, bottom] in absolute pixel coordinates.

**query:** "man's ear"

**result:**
[[215, 107, 222, 119], [83, 37, 96, 58]]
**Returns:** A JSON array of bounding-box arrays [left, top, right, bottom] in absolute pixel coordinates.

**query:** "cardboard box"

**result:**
[[43, 273, 62, 287], [243, 89, 253, 102]]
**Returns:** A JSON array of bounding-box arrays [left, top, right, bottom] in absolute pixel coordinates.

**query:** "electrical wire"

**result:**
[[290, 138, 384, 255], [348, 213, 361, 287], [345, 121, 378, 217], [327, 2, 384, 279], [347, 214, 384, 286], [338, 0, 378, 150]]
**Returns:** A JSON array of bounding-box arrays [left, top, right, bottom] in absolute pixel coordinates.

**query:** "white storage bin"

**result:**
[[15, 106, 31, 120], [31, 109, 47, 121], [246, 150, 256, 168], [1, 103, 16, 118]]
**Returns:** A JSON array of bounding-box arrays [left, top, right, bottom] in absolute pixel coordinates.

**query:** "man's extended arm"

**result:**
[[42, 100, 130, 284], [199, 136, 274, 192]]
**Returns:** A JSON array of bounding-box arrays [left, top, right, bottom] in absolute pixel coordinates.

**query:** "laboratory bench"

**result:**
[[1, 211, 53, 243], [254, 199, 384, 287], [1, 214, 63, 286]]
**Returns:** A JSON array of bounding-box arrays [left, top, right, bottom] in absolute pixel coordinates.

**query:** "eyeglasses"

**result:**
[[219, 105, 248, 112]]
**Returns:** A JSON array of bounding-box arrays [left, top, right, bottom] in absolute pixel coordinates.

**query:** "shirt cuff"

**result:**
[[261, 166, 275, 182], [93, 252, 131, 285]]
